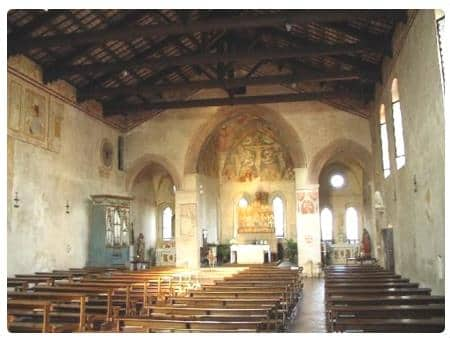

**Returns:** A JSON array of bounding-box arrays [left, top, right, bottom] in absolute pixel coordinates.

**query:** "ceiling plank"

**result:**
[[79, 70, 365, 101], [103, 91, 340, 116], [44, 43, 371, 79], [43, 10, 147, 83], [9, 10, 405, 53], [8, 10, 64, 44]]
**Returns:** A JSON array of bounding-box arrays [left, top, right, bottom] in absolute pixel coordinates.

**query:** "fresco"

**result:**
[[297, 190, 319, 214], [7, 76, 63, 153], [221, 121, 294, 182], [197, 114, 294, 181]]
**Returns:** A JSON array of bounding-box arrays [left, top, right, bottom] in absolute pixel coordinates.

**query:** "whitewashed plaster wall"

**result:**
[[7, 59, 126, 276], [369, 10, 445, 294], [197, 174, 220, 243], [130, 174, 157, 254]]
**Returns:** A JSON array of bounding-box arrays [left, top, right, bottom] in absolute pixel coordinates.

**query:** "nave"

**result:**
[[6, 8, 446, 335]]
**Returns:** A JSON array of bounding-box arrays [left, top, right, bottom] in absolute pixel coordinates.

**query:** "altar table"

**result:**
[[230, 244, 271, 264]]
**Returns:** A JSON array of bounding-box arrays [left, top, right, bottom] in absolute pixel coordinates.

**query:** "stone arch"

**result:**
[[308, 138, 372, 184], [184, 105, 307, 175], [125, 154, 182, 192]]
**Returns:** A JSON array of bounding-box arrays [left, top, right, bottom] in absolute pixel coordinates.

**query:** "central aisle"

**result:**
[[288, 278, 326, 332]]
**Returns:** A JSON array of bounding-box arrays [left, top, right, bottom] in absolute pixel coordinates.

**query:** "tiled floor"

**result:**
[[288, 277, 326, 332]]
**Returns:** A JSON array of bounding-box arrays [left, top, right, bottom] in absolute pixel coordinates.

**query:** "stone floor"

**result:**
[[288, 277, 326, 332]]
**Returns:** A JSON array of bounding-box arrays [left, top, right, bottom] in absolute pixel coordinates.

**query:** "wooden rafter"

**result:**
[[79, 70, 366, 101], [8, 10, 405, 53], [103, 91, 340, 116], [42, 43, 373, 79]]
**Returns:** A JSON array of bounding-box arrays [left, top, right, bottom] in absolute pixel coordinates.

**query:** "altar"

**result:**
[[230, 244, 271, 264]]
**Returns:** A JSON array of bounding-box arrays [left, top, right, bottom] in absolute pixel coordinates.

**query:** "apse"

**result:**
[[196, 112, 298, 253]]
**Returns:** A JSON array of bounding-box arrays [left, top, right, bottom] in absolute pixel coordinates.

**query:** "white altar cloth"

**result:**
[[230, 244, 271, 264]]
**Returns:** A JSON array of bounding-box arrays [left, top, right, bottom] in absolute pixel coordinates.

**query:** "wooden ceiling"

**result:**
[[7, 9, 408, 130]]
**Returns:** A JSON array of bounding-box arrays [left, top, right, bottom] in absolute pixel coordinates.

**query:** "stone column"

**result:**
[[295, 168, 321, 277], [175, 174, 200, 270]]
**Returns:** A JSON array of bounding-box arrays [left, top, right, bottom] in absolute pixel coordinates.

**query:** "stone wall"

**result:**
[[7, 58, 126, 276], [369, 10, 445, 293]]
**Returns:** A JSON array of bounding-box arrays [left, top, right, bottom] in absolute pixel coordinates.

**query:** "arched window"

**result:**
[[379, 104, 391, 178], [272, 196, 284, 238], [345, 207, 359, 242], [320, 208, 333, 241], [238, 197, 249, 208], [162, 206, 173, 240], [391, 79, 406, 169]]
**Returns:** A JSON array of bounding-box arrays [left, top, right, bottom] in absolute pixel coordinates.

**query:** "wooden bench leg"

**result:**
[[106, 290, 112, 321], [42, 303, 50, 333], [79, 296, 86, 332]]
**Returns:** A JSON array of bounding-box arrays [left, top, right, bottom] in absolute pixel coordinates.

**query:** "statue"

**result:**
[[136, 233, 145, 262], [361, 228, 372, 257], [207, 248, 216, 270]]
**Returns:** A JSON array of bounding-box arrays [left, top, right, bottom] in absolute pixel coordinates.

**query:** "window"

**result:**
[[320, 208, 333, 241], [238, 197, 249, 208], [379, 104, 391, 177], [272, 196, 284, 238], [162, 206, 173, 240], [345, 207, 359, 242], [391, 79, 406, 169], [330, 173, 345, 189]]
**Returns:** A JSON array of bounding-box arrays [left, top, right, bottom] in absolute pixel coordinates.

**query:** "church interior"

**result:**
[[6, 9, 446, 333]]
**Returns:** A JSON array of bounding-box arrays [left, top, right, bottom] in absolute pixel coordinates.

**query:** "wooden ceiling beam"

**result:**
[[45, 43, 370, 79], [265, 27, 382, 81], [103, 91, 340, 116], [7, 10, 64, 48], [322, 22, 393, 57], [9, 10, 405, 53], [43, 10, 147, 83], [79, 70, 364, 101]]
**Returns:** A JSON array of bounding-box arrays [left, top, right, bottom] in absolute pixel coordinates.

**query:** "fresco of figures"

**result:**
[[221, 122, 294, 182], [197, 113, 295, 181]]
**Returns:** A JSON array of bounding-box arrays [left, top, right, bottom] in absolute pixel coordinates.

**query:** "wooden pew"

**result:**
[[118, 317, 265, 332], [7, 291, 90, 332], [329, 304, 444, 320], [326, 288, 431, 298], [333, 317, 444, 332], [31, 285, 115, 321], [8, 299, 54, 332], [325, 282, 418, 288]]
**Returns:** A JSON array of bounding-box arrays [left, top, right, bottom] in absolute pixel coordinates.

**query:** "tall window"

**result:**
[[162, 206, 173, 240], [345, 207, 359, 242], [379, 104, 391, 177], [391, 79, 406, 169], [272, 196, 284, 238], [238, 197, 249, 208], [320, 208, 333, 241]]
